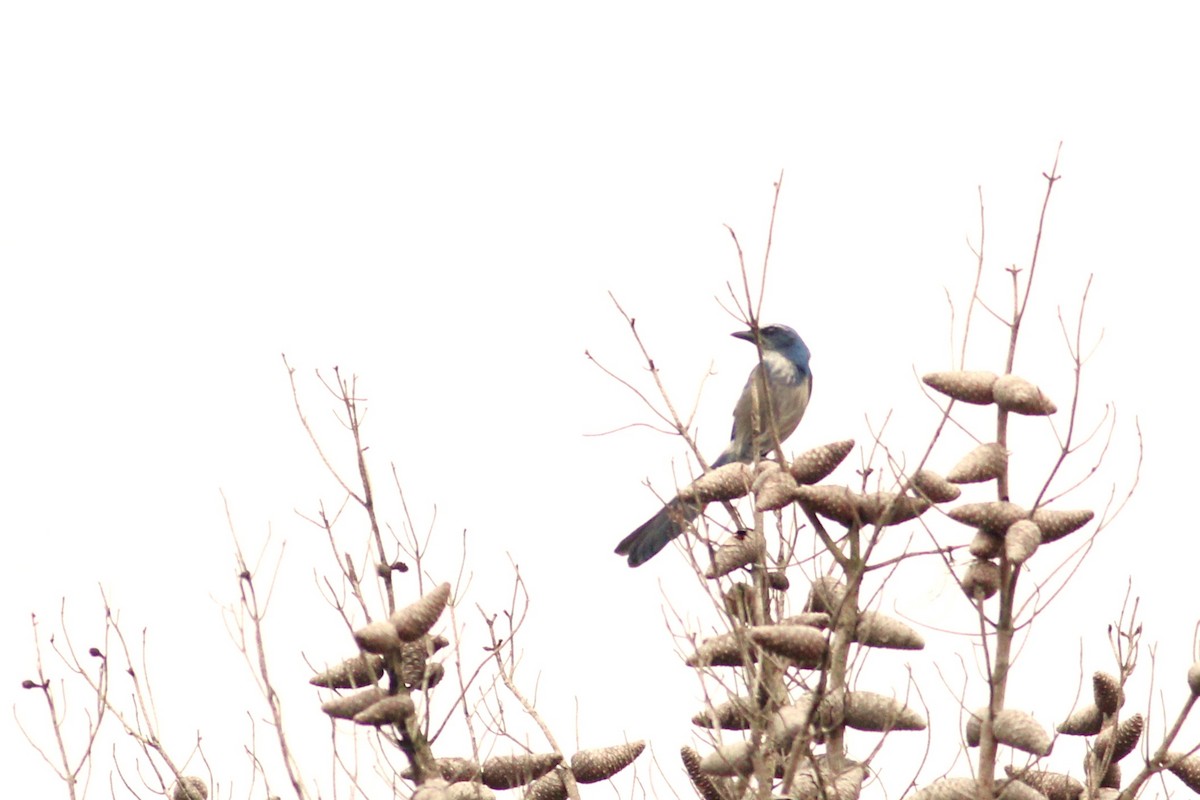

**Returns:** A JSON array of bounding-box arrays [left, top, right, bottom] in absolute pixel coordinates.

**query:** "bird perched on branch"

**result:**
[[615, 323, 813, 567]]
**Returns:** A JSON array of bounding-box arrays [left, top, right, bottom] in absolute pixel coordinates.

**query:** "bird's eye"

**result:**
[[761, 326, 778, 336]]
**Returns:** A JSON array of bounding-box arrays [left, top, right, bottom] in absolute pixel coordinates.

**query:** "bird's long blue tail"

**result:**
[[614, 498, 704, 567]]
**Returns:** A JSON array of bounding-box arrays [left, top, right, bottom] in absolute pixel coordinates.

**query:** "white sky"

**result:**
[[3, 3, 1198, 798]]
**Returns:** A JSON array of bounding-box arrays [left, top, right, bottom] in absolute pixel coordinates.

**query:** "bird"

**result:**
[[615, 323, 813, 567]]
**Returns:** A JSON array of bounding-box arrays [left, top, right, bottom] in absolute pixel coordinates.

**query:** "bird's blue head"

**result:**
[[732, 324, 811, 371]]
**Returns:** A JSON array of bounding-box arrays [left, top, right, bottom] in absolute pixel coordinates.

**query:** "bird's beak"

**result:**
[[731, 330, 756, 343]]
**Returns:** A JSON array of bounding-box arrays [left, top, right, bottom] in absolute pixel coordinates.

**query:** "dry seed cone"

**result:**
[[310, 654, 385, 689], [706, 529, 765, 578], [445, 783, 494, 800], [391, 582, 451, 642], [411, 780, 450, 800], [1031, 509, 1094, 543], [998, 780, 1050, 800], [789, 439, 855, 484], [992, 708, 1052, 756], [1097, 761, 1120, 789], [993, 374, 1057, 415], [969, 530, 1004, 559], [680, 747, 725, 800], [913, 777, 982, 800], [962, 560, 1000, 601], [692, 697, 755, 729], [909, 469, 962, 503], [570, 741, 645, 783], [753, 464, 798, 511], [806, 577, 849, 614], [402, 758, 481, 783], [793, 484, 859, 525], [1003, 768, 1084, 800], [524, 772, 567, 800], [748, 624, 828, 666], [685, 632, 755, 668], [354, 620, 405, 654], [1056, 704, 1103, 736], [832, 690, 926, 731], [781, 612, 831, 629], [790, 763, 866, 800], [1092, 672, 1123, 715], [949, 501, 1029, 535], [855, 610, 925, 650], [947, 443, 1008, 484], [965, 707, 987, 747], [321, 686, 387, 720], [698, 741, 755, 777], [1093, 713, 1143, 762], [172, 777, 208, 800], [1167, 752, 1200, 794], [1005, 520, 1042, 565], [480, 753, 561, 790], [923, 371, 999, 404], [858, 492, 930, 525], [353, 694, 416, 726], [768, 695, 817, 747], [677, 463, 754, 504]]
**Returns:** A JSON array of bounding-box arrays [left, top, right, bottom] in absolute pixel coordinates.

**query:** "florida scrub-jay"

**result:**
[[615, 324, 813, 567]]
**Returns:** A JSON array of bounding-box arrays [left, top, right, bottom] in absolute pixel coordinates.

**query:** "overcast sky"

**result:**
[[3, 4, 1198, 798]]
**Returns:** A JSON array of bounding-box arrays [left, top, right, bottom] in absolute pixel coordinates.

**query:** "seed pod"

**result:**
[[1003, 767, 1084, 800], [762, 569, 790, 591], [1031, 509, 1094, 543], [969, 531, 1004, 559], [822, 690, 926, 732], [1093, 713, 1143, 762], [172, 777, 208, 800], [699, 740, 756, 776], [789, 762, 866, 800], [910, 469, 962, 503], [947, 443, 1008, 484], [780, 612, 831, 629], [677, 463, 754, 504], [480, 753, 561, 790], [754, 467, 799, 512], [768, 696, 817, 747], [402, 758, 481, 783], [685, 632, 755, 668], [1166, 751, 1200, 793], [748, 624, 828, 666], [965, 707, 987, 747], [993, 374, 1057, 415], [353, 694, 416, 726], [354, 620, 405, 654], [1188, 661, 1200, 696], [992, 709, 1052, 756], [391, 583, 452, 642], [1056, 704, 1103, 736], [398, 635, 445, 690], [913, 777, 983, 800], [949, 502, 1029, 535], [858, 492, 930, 525], [789, 439, 855, 484], [854, 611, 925, 650], [412, 780, 450, 800], [923, 371, 999, 404], [681, 746, 725, 800], [999, 780, 1050, 800], [524, 772, 567, 800], [1097, 761, 1120, 789], [570, 741, 645, 783], [1005, 520, 1042, 565], [793, 484, 859, 525], [806, 577, 850, 614], [1092, 672, 1123, 715], [310, 654, 385, 689], [321, 686, 387, 720], [445, 783, 495, 800], [706, 529, 766, 578], [962, 560, 1000, 601], [693, 696, 755, 729]]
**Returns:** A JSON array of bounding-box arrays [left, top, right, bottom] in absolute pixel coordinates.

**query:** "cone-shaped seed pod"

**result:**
[[1166, 752, 1200, 793], [949, 502, 1030, 535], [806, 577, 849, 615], [789, 440, 855, 484], [677, 463, 755, 504], [754, 466, 799, 512], [998, 780, 1049, 800], [789, 763, 866, 800], [748, 625, 828, 667], [768, 696, 817, 747], [722, 583, 756, 625], [913, 777, 983, 800], [923, 371, 999, 405], [962, 560, 1000, 601], [1097, 761, 1120, 789], [969, 531, 1004, 559], [1188, 662, 1200, 696], [1031, 509, 1094, 543], [965, 707, 987, 747], [1005, 520, 1042, 565], [172, 777, 209, 800], [310, 654, 385, 689], [420, 662, 446, 690], [321, 686, 388, 720], [355, 620, 405, 654], [854, 611, 925, 650], [1003, 767, 1084, 800], [992, 709, 1052, 756], [698, 741, 756, 777], [445, 783, 495, 800], [398, 635, 441, 689], [570, 741, 645, 783], [523, 772, 567, 800], [1056, 704, 1103, 736], [1093, 713, 1143, 762], [947, 443, 1008, 484], [402, 758, 482, 783], [693, 697, 756, 729], [858, 492, 930, 526], [681, 747, 725, 800], [411, 780, 450, 800], [910, 469, 962, 503], [706, 529, 766, 578], [993, 374, 1057, 415], [353, 694, 416, 726], [686, 632, 755, 668], [391, 583, 451, 642], [480, 754, 561, 790], [1092, 672, 1123, 715], [761, 569, 790, 591], [781, 612, 832, 629], [793, 484, 859, 525], [823, 690, 927, 731]]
